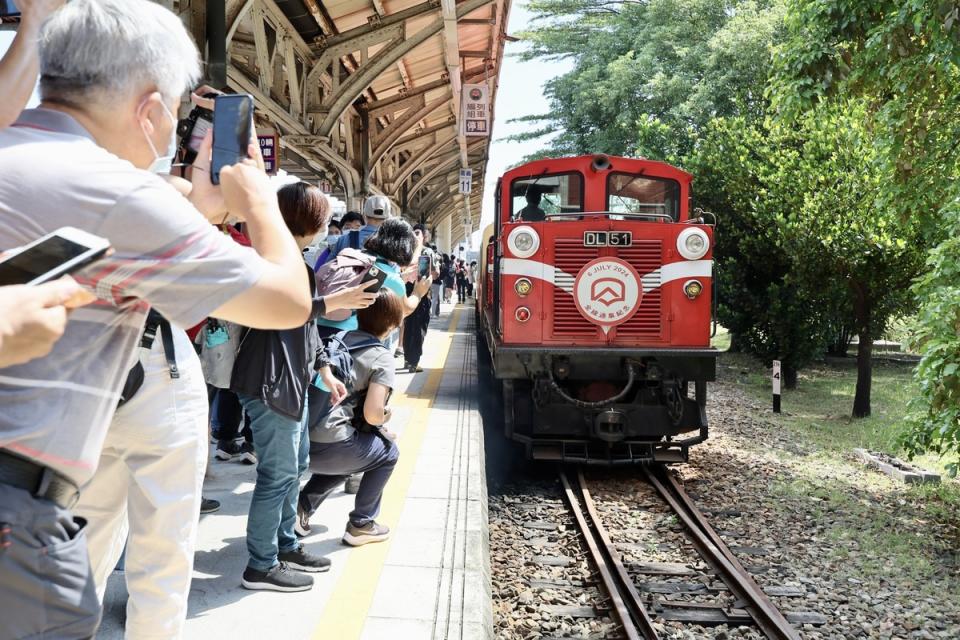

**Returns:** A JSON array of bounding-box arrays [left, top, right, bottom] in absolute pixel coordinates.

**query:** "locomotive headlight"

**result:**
[[683, 279, 704, 299], [677, 228, 710, 260], [515, 278, 533, 296], [508, 226, 540, 258]]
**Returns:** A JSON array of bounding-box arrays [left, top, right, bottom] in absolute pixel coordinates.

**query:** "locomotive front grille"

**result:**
[[552, 240, 599, 336], [551, 239, 663, 340]]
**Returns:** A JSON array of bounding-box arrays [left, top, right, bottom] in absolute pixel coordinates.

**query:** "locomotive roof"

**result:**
[[503, 155, 693, 184]]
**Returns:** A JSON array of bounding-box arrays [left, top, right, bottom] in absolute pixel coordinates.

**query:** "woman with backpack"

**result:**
[[296, 289, 404, 545], [230, 182, 376, 593]]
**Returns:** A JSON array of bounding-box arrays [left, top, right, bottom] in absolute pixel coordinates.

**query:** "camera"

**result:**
[[175, 93, 216, 167]]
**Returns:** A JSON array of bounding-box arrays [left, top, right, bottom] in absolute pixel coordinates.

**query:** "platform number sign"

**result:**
[[258, 134, 278, 175], [459, 168, 473, 195], [772, 360, 782, 413]]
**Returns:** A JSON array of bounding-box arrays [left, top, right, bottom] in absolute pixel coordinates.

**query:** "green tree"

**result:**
[[771, 0, 960, 429], [512, 0, 786, 160]]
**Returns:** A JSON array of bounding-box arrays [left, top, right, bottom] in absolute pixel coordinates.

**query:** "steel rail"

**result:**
[[576, 470, 662, 639], [558, 470, 647, 640], [644, 466, 800, 640]]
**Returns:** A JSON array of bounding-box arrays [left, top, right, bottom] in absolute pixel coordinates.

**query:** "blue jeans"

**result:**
[[299, 431, 399, 527], [238, 394, 309, 572]]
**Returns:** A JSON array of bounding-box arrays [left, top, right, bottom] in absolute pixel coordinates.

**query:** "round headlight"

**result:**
[[683, 279, 703, 299], [515, 306, 531, 322], [515, 278, 533, 296], [508, 226, 540, 259], [677, 228, 710, 260]]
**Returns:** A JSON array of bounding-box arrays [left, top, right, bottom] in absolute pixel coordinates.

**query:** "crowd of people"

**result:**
[[0, 1, 474, 638]]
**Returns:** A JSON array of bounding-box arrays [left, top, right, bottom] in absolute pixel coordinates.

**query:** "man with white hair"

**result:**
[[0, 1, 312, 638]]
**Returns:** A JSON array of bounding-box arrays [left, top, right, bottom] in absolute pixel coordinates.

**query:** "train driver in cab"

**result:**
[[518, 187, 547, 222]]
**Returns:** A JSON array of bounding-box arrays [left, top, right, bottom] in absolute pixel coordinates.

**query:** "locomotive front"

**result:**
[[478, 155, 717, 464]]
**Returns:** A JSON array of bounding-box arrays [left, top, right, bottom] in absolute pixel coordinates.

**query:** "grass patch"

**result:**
[[719, 350, 960, 574]]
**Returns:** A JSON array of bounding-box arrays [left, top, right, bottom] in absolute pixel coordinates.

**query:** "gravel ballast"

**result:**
[[488, 373, 960, 639]]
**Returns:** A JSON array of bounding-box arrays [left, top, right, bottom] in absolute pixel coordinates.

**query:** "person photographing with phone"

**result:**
[[402, 224, 438, 373], [0, 1, 313, 637]]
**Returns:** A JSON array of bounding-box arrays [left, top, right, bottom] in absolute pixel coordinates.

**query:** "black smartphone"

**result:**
[[360, 265, 389, 293], [418, 255, 431, 279], [0, 1, 19, 18], [210, 94, 254, 185], [0, 227, 110, 287]]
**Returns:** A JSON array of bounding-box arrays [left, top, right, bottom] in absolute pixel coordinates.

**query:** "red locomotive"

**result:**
[[477, 154, 717, 464]]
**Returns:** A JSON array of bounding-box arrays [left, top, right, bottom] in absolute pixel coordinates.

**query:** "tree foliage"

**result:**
[[771, 0, 960, 451], [512, 0, 786, 159]]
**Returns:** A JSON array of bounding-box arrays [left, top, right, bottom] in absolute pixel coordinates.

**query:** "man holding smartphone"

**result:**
[[0, 2, 312, 639]]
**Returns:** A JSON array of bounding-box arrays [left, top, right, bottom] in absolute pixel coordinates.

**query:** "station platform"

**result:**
[[97, 304, 492, 640]]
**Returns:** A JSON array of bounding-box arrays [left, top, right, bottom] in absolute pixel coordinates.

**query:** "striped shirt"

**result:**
[[0, 109, 266, 486]]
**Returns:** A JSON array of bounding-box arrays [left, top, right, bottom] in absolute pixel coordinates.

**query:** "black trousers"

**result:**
[[456, 278, 468, 302], [402, 285, 431, 366]]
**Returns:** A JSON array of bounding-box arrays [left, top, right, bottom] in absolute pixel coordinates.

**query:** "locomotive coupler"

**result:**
[[595, 409, 627, 442]]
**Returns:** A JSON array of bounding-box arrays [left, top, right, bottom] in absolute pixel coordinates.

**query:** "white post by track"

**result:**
[[772, 359, 782, 413]]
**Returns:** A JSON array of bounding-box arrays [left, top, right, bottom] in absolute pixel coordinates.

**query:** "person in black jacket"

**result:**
[[231, 182, 375, 593]]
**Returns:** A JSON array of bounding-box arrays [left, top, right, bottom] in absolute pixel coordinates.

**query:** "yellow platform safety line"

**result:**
[[311, 306, 463, 640]]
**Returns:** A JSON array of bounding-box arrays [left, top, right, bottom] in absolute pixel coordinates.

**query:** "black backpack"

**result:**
[[307, 331, 385, 432]]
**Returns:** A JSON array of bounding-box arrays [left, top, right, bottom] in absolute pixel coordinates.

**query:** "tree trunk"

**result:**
[[852, 286, 873, 418], [784, 365, 798, 390], [728, 332, 742, 353], [853, 336, 872, 418]]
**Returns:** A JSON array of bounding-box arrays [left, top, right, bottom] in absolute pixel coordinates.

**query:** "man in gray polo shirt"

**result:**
[[0, 1, 312, 637]]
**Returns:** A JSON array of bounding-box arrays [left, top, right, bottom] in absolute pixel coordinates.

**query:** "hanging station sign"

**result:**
[[461, 83, 490, 137], [257, 129, 279, 175]]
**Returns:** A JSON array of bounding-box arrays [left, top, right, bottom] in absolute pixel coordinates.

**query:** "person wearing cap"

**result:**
[[324, 195, 392, 262]]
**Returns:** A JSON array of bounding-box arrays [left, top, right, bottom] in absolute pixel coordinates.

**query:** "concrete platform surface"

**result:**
[[96, 304, 491, 640]]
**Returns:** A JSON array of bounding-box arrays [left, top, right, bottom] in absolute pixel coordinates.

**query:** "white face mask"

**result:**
[[326, 235, 340, 249], [140, 102, 178, 175]]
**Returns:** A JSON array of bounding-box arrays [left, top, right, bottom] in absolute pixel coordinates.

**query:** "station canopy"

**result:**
[[191, 0, 512, 246]]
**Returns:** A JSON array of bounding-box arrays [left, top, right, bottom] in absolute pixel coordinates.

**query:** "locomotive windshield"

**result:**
[[510, 172, 584, 221], [606, 173, 681, 221]]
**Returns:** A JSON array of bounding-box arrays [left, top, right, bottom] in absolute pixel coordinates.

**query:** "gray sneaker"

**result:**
[[241, 562, 313, 592], [277, 544, 331, 573], [344, 474, 362, 494], [342, 521, 390, 547]]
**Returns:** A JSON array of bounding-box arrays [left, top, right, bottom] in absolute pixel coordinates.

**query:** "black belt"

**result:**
[[0, 449, 80, 509]]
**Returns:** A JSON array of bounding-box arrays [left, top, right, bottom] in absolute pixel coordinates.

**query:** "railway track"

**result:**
[[560, 466, 812, 640]]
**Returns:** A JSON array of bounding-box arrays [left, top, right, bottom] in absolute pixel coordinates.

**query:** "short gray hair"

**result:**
[[39, 0, 201, 103]]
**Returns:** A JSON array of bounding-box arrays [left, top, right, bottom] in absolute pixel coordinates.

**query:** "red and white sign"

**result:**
[[574, 258, 643, 333], [460, 83, 490, 137]]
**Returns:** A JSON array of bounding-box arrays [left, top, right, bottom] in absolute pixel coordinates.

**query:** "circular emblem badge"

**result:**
[[573, 258, 643, 330], [469, 87, 483, 100]]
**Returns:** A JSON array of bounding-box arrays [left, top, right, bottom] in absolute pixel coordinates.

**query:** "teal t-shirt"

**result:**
[[317, 258, 407, 331]]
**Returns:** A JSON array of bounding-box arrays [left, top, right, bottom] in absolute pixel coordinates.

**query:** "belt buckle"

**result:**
[[33, 467, 78, 510]]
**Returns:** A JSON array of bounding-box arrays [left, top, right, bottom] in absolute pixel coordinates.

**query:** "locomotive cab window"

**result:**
[[510, 172, 584, 222], [606, 173, 681, 221]]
